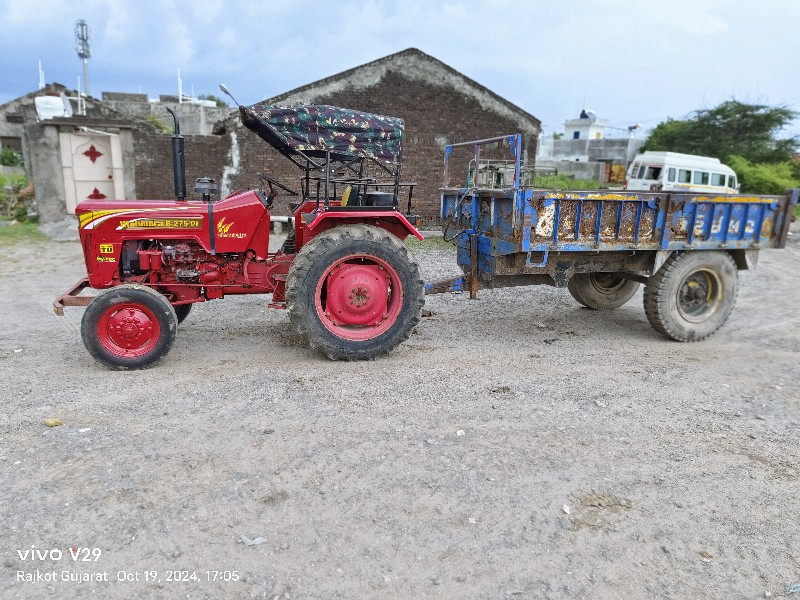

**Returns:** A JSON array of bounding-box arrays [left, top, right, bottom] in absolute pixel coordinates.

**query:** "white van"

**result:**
[[625, 151, 739, 194]]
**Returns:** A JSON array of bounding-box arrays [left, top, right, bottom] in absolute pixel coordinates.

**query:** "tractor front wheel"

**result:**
[[286, 224, 424, 360], [81, 284, 178, 370]]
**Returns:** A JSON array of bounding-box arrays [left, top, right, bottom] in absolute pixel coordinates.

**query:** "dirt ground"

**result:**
[[1, 223, 799, 600]]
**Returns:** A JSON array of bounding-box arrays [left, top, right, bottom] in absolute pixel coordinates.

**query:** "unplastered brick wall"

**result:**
[[132, 123, 230, 200], [223, 71, 538, 222]]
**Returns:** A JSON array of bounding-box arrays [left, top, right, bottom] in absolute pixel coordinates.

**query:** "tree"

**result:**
[[643, 100, 799, 194], [643, 100, 798, 164]]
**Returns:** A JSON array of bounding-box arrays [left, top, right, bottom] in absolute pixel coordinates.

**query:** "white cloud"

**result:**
[[0, 0, 796, 135]]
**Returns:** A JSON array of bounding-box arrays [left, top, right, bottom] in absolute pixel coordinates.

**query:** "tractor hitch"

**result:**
[[53, 278, 94, 315]]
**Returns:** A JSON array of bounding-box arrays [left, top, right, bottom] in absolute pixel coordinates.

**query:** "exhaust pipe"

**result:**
[[165, 107, 186, 200]]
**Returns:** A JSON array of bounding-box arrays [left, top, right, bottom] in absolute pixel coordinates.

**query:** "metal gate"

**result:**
[[59, 132, 125, 214]]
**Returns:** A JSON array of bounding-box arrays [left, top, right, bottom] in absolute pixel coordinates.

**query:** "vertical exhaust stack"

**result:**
[[165, 107, 186, 200]]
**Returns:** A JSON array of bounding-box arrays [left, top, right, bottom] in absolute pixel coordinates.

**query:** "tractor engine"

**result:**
[[120, 240, 241, 300], [117, 238, 287, 304]]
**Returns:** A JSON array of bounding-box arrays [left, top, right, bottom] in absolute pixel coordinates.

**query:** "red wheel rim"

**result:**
[[315, 254, 403, 341], [96, 302, 161, 357]]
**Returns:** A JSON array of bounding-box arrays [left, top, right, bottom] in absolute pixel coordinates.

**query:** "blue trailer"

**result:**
[[430, 134, 798, 342]]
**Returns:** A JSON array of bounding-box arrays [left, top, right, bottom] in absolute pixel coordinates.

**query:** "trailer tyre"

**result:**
[[644, 251, 738, 342], [286, 224, 424, 360], [81, 284, 178, 370], [568, 273, 640, 310]]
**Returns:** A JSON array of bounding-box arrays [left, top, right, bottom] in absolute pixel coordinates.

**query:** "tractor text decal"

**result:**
[[216, 217, 247, 239], [119, 218, 202, 229]]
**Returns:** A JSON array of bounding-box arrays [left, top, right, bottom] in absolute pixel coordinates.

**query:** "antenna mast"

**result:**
[[75, 20, 91, 97]]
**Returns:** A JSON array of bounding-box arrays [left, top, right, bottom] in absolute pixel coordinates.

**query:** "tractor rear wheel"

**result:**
[[568, 272, 640, 310], [286, 224, 424, 360], [643, 251, 738, 342], [81, 284, 178, 370]]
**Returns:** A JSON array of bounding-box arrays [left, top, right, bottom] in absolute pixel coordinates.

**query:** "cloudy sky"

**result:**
[[2, 0, 799, 137]]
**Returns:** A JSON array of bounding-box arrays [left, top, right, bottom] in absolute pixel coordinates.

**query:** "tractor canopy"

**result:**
[[240, 103, 404, 164]]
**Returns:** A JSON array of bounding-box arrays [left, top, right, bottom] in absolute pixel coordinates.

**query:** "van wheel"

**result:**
[[644, 251, 738, 342]]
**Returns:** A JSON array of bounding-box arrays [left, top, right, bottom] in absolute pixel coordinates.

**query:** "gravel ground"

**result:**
[[1, 224, 799, 600]]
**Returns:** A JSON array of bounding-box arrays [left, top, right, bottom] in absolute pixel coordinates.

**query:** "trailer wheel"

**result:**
[[173, 303, 192, 324], [286, 224, 424, 360], [644, 251, 738, 342], [568, 273, 640, 310], [81, 284, 178, 370]]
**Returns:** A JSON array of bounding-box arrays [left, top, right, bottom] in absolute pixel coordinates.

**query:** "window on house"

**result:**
[[667, 168, 676, 182], [678, 169, 691, 183], [0, 136, 22, 153], [573, 131, 580, 139], [693, 171, 709, 185]]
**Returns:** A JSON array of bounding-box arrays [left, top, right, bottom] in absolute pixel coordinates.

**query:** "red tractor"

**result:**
[[54, 91, 425, 369]]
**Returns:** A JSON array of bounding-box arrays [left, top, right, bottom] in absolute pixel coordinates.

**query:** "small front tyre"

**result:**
[[81, 284, 178, 370], [286, 224, 424, 360], [643, 251, 738, 342]]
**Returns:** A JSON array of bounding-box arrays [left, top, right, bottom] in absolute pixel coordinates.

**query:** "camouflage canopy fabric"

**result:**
[[241, 104, 404, 164]]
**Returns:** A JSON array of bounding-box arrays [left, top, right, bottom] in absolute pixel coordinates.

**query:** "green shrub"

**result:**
[[727, 156, 799, 195], [0, 172, 31, 220], [146, 114, 171, 133], [552, 173, 604, 190], [0, 147, 23, 167]]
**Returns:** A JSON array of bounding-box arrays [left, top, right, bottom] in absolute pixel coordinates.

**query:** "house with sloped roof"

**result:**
[[213, 48, 541, 220]]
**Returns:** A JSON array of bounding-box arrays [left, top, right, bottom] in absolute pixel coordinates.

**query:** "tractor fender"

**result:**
[[304, 210, 424, 242]]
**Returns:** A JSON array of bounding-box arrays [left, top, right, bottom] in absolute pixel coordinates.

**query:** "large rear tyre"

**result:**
[[643, 251, 738, 342], [568, 272, 640, 310], [81, 284, 178, 370], [286, 224, 424, 360]]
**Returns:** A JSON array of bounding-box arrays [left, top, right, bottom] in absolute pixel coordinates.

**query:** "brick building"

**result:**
[[136, 48, 541, 220]]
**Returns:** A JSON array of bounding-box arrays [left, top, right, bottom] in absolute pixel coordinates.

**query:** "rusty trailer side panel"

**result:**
[[440, 187, 797, 284]]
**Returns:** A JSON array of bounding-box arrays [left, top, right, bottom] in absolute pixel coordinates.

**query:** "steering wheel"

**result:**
[[257, 173, 298, 198]]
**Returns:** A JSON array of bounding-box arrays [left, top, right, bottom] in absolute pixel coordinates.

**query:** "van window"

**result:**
[[693, 171, 709, 185], [728, 175, 737, 188], [643, 166, 662, 180], [678, 169, 691, 183], [667, 168, 676, 182], [711, 173, 726, 186], [637, 166, 646, 179]]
